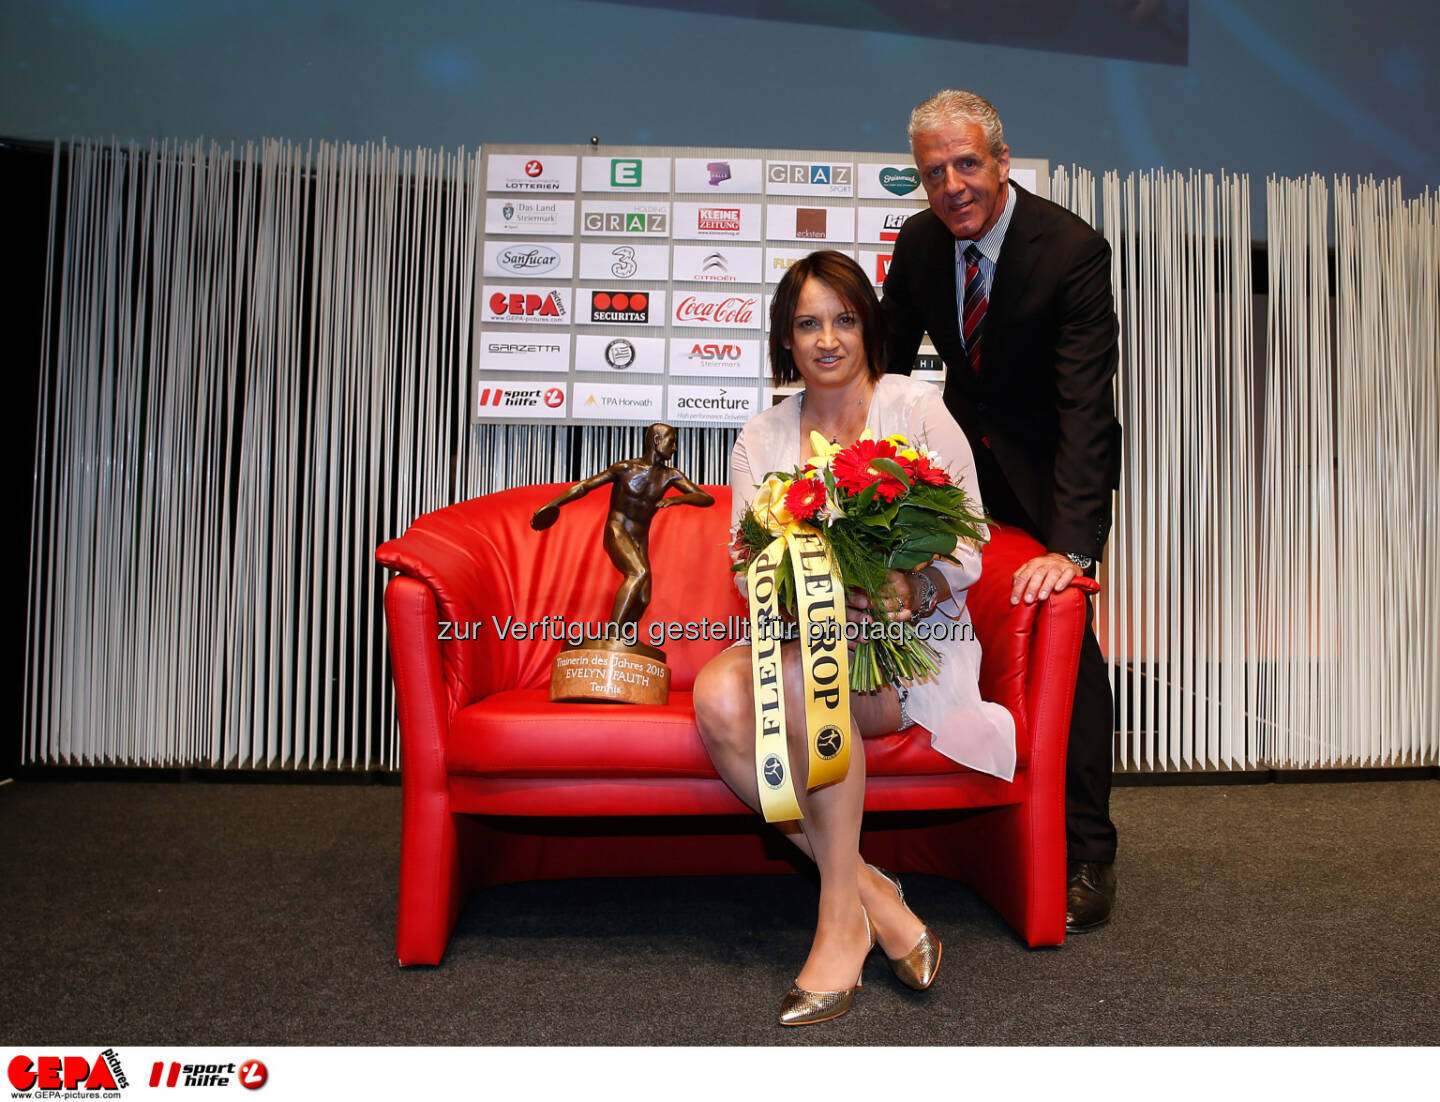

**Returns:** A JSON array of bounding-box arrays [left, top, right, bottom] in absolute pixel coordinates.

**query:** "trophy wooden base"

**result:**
[[549, 638, 670, 705]]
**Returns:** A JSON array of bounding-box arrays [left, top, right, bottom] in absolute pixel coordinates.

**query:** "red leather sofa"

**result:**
[[376, 482, 1091, 966]]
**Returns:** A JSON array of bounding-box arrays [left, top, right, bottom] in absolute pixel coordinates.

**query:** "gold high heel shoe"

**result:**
[[777, 907, 874, 1026], [868, 865, 943, 991]]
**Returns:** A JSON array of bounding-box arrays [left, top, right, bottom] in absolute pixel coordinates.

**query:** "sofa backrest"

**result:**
[[378, 483, 743, 706]]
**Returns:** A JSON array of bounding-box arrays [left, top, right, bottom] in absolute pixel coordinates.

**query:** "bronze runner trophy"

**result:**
[[530, 423, 714, 705]]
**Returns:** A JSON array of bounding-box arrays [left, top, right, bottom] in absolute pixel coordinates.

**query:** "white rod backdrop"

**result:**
[[23, 139, 1439, 770]]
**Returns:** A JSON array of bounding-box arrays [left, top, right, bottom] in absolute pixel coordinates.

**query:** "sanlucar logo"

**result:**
[[496, 245, 561, 275]]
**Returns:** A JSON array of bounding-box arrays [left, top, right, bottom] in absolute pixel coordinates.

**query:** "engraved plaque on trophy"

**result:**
[[530, 423, 714, 705]]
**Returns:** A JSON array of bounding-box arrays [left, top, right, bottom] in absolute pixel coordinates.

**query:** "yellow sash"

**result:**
[[746, 523, 852, 823]]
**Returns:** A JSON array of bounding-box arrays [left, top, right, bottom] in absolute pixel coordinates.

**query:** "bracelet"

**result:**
[[909, 569, 938, 617]]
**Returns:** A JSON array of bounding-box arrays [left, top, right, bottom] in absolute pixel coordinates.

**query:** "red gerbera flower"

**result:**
[[907, 455, 951, 486], [784, 477, 827, 521], [831, 438, 897, 491]]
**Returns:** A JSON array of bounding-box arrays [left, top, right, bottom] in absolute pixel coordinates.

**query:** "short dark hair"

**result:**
[[768, 251, 889, 386]]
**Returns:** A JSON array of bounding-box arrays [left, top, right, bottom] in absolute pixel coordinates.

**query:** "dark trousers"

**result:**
[[971, 444, 1117, 864], [1068, 614, 1117, 863]]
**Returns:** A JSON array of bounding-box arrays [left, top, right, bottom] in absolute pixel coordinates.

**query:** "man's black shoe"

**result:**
[[1066, 860, 1116, 933]]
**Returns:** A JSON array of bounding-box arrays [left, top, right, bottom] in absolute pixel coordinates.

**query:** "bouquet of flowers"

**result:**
[[733, 430, 988, 692]]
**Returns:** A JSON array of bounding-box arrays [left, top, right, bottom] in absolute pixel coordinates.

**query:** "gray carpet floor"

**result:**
[[1, 778, 1436, 1046]]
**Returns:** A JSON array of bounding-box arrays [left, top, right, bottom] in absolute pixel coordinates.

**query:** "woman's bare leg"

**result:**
[[693, 646, 927, 981]]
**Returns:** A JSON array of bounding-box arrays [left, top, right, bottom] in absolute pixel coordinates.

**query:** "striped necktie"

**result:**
[[962, 243, 986, 375]]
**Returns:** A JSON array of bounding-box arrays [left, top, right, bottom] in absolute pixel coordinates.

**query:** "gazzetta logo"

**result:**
[[8, 1050, 126, 1093]]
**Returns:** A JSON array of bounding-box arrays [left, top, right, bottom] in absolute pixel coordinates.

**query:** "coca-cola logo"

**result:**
[[497, 245, 561, 274], [675, 295, 757, 325]]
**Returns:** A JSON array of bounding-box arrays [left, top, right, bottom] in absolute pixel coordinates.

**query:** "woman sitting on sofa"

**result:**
[[692, 250, 1015, 1026]]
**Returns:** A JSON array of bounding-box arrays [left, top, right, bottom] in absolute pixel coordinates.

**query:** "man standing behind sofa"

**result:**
[[882, 89, 1122, 931]]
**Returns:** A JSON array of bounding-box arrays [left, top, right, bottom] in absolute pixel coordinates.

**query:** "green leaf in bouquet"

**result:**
[[889, 549, 935, 572], [868, 456, 912, 487]]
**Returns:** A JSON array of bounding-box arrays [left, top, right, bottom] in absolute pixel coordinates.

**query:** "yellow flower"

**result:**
[[752, 474, 797, 534], [805, 431, 842, 471], [884, 433, 909, 448]]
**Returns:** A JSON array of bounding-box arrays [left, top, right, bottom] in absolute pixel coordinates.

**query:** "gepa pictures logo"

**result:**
[[8, 1050, 126, 1092]]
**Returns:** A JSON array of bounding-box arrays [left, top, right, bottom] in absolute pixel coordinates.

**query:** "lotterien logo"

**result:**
[[880, 166, 920, 196]]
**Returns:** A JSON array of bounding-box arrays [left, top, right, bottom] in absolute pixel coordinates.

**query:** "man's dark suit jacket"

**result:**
[[883, 182, 1121, 562]]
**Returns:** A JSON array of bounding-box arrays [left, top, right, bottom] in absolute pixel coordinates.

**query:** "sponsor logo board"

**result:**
[[482, 240, 575, 279], [668, 338, 762, 378], [672, 202, 762, 241], [581, 201, 671, 237], [766, 205, 855, 243], [858, 163, 922, 199], [857, 206, 921, 244], [579, 242, 671, 280], [859, 249, 893, 287], [486, 153, 577, 193], [475, 380, 569, 419], [765, 160, 855, 197], [482, 285, 572, 324], [673, 157, 764, 193], [587, 289, 666, 326], [576, 334, 666, 372], [478, 334, 571, 373], [581, 156, 672, 192], [484, 197, 575, 236], [572, 382, 665, 420], [763, 246, 855, 284], [666, 385, 759, 425], [670, 244, 762, 284], [1011, 167, 1038, 193], [671, 291, 762, 329]]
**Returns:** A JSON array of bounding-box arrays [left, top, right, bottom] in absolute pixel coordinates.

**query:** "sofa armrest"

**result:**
[[377, 522, 515, 716]]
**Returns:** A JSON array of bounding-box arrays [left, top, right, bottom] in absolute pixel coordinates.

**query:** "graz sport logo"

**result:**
[[762, 754, 785, 789], [815, 725, 843, 760], [497, 245, 561, 275]]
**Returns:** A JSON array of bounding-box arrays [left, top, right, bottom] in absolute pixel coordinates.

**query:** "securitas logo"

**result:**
[[8, 1050, 127, 1096], [489, 290, 567, 319], [148, 1058, 267, 1089], [698, 207, 741, 233], [591, 291, 650, 323]]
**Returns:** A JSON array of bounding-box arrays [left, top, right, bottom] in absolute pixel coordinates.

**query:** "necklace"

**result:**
[[800, 385, 873, 447]]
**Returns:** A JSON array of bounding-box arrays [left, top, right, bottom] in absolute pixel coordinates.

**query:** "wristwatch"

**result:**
[[1064, 552, 1094, 570], [910, 569, 938, 616]]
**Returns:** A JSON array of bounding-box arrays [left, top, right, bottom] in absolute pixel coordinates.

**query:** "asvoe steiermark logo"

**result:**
[[667, 337, 762, 378]]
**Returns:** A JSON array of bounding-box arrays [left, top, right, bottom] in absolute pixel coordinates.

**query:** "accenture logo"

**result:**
[[676, 389, 749, 410]]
